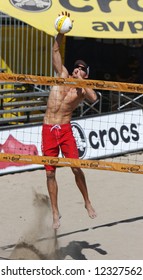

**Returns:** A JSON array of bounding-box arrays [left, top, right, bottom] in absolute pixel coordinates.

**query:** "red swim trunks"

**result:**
[[41, 123, 79, 171]]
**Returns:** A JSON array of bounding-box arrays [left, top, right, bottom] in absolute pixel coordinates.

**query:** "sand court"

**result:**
[[0, 167, 143, 260]]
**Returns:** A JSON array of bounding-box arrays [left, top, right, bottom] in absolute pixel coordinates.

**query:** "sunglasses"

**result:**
[[74, 64, 87, 73]]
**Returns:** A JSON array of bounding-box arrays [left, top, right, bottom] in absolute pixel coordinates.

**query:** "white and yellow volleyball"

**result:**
[[54, 15, 73, 34]]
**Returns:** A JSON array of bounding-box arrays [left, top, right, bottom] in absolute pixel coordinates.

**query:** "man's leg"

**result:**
[[46, 170, 61, 229], [71, 167, 96, 219]]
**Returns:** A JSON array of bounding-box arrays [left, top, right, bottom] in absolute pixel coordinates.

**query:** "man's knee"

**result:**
[[71, 167, 82, 176], [46, 170, 55, 180]]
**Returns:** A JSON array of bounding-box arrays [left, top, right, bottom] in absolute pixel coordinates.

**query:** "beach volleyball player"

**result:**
[[42, 11, 97, 229]]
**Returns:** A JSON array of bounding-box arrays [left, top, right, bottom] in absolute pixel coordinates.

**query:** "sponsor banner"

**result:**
[[0, 0, 143, 39], [0, 109, 143, 175], [0, 126, 42, 175], [71, 109, 143, 159]]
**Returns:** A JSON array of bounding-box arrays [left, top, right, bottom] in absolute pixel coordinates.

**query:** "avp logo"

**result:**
[[10, 0, 52, 12], [71, 122, 87, 159]]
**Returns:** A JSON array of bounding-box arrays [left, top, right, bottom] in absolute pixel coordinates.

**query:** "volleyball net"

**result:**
[[0, 73, 143, 175]]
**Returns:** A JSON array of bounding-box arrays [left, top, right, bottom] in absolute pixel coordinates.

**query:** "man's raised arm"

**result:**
[[52, 33, 64, 76]]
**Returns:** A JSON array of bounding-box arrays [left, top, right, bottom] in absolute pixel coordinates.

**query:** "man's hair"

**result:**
[[74, 59, 89, 75]]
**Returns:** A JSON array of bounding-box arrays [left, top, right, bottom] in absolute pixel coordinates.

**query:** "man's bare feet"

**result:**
[[85, 203, 96, 219], [52, 213, 61, 230]]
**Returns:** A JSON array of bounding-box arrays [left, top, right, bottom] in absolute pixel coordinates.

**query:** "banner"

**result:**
[[0, 0, 143, 39]]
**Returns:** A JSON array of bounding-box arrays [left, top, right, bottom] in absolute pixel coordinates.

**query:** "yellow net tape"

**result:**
[[0, 153, 142, 174], [0, 72, 143, 93]]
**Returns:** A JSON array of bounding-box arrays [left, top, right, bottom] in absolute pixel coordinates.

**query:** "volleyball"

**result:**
[[54, 15, 73, 34]]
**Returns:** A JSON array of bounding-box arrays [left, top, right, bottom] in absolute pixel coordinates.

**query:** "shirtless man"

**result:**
[[42, 15, 97, 229]]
